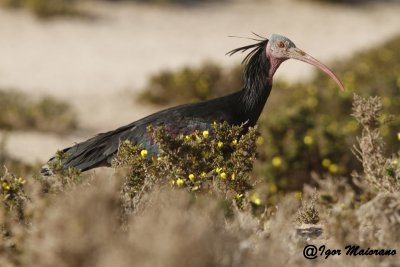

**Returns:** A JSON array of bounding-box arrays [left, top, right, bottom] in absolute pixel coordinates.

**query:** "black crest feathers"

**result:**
[[226, 33, 269, 65]]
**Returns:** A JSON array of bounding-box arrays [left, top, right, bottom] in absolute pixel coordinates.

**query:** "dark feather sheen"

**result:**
[[43, 36, 272, 173]]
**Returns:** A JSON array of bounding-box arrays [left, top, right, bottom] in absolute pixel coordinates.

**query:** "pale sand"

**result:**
[[1, 0, 400, 164]]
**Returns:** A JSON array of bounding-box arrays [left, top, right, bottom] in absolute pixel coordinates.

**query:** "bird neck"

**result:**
[[239, 49, 272, 126]]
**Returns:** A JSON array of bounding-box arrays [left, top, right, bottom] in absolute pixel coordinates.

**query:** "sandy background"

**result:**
[[1, 0, 400, 164]]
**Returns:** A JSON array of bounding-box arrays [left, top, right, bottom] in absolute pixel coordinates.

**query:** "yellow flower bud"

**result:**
[[202, 130, 209, 138], [176, 178, 184, 187], [293, 191, 302, 200], [250, 193, 262, 206], [140, 149, 148, 158], [272, 156, 282, 168], [216, 167, 222, 173], [2, 182, 10, 191], [303, 135, 313, 145], [269, 183, 277, 193], [322, 158, 331, 168], [329, 164, 339, 174], [256, 136, 264, 145], [217, 141, 223, 148], [200, 172, 206, 177], [232, 139, 237, 145], [188, 174, 195, 181], [220, 172, 227, 180]]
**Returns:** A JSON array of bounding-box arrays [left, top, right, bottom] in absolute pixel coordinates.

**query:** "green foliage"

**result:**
[[113, 122, 259, 212], [39, 150, 83, 194], [0, 96, 399, 266], [296, 191, 320, 224], [139, 35, 400, 192], [0, 90, 77, 134], [0, 168, 27, 216], [138, 62, 241, 105], [260, 35, 400, 190], [1, 0, 77, 17]]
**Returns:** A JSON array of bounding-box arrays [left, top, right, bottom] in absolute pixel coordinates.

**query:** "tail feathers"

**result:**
[[43, 129, 129, 175]]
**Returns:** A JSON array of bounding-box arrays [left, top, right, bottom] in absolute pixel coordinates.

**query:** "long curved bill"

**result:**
[[288, 48, 345, 91]]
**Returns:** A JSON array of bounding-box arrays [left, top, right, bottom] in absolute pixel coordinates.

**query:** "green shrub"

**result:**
[[0, 90, 77, 134], [138, 62, 241, 105], [138, 35, 400, 192], [113, 122, 261, 214], [0, 96, 399, 267], [1, 0, 77, 17]]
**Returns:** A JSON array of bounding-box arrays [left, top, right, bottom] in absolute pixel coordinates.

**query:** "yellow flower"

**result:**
[[140, 149, 148, 158], [322, 158, 331, 168], [157, 157, 162, 161], [189, 174, 195, 182], [303, 135, 313, 145], [185, 135, 191, 141], [269, 183, 278, 193], [2, 182, 10, 191], [250, 193, 262, 206], [220, 172, 227, 180], [231, 173, 236, 180], [293, 191, 302, 200], [217, 141, 223, 148], [176, 178, 184, 187], [329, 164, 339, 174], [256, 136, 264, 145], [202, 130, 209, 138], [200, 172, 206, 177], [216, 167, 222, 173], [213, 121, 217, 127], [272, 156, 282, 168], [231, 139, 237, 145]]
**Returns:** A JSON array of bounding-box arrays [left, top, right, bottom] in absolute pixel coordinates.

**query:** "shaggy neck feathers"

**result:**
[[227, 38, 272, 125]]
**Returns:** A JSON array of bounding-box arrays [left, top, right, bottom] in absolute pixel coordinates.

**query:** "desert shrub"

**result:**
[[352, 94, 400, 192], [304, 0, 373, 3], [138, 62, 241, 105], [138, 35, 400, 192], [0, 135, 36, 177], [0, 90, 77, 134], [1, 95, 400, 267], [113, 122, 261, 215], [1, 0, 77, 17]]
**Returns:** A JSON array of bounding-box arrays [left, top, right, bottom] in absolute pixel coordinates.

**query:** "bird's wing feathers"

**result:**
[[45, 95, 240, 173]]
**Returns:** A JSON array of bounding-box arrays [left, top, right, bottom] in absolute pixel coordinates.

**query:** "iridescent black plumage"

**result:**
[[43, 37, 272, 173]]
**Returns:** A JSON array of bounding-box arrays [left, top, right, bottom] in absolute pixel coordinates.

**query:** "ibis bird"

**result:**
[[42, 34, 344, 174]]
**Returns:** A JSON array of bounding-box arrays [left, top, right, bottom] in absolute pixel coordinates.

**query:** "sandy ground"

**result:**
[[1, 0, 400, 165]]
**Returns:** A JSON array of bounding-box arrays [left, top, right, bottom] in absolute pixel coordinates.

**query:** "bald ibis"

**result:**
[[42, 34, 344, 174]]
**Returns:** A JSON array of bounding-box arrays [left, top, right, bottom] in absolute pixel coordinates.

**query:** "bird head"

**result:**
[[266, 34, 344, 91]]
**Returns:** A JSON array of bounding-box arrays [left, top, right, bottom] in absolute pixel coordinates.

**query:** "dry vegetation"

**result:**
[[0, 94, 399, 267], [0, 90, 77, 134]]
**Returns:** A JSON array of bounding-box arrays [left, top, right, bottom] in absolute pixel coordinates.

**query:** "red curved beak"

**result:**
[[288, 48, 345, 91]]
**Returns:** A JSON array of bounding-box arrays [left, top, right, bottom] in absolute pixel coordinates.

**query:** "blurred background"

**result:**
[[1, 0, 400, 191]]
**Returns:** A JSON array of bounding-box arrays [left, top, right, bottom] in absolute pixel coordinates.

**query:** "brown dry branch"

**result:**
[[351, 94, 399, 193]]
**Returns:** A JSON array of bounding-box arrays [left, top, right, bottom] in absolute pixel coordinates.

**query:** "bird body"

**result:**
[[43, 34, 343, 174]]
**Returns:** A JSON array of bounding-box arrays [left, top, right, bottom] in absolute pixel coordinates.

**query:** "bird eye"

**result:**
[[277, 41, 285, 48]]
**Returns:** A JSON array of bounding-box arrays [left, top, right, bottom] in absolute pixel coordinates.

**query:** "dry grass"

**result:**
[[1, 95, 399, 267]]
